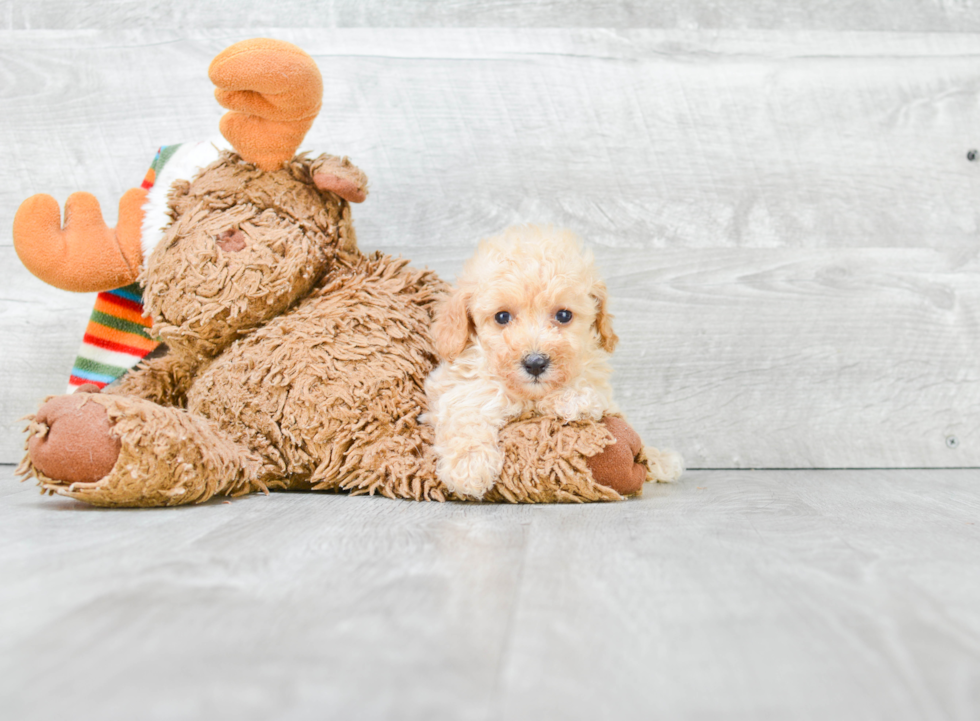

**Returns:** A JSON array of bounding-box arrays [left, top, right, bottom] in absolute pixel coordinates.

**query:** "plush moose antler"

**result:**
[[210, 39, 368, 202], [12, 187, 146, 293], [209, 38, 323, 173]]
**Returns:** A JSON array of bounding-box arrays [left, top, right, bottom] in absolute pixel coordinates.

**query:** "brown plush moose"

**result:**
[[13, 38, 658, 507]]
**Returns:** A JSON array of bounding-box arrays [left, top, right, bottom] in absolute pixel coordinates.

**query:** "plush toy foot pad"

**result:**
[[586, 416, 647, 496], [28, 394, 121, 484]]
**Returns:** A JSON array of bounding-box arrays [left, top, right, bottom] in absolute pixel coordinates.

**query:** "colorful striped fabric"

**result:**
[[65, 147, 177, 392], [67, 283, 159, 391], [140, 144, 180, 191]]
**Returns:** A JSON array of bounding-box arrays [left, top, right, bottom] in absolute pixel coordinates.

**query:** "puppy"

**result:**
[[423, 225, 625, 499]]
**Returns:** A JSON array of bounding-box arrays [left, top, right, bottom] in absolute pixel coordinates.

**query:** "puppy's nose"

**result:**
[[522, 353, 550, 377]]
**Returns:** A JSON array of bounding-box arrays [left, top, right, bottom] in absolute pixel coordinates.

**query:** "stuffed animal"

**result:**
[[13, 38, 659, 507]]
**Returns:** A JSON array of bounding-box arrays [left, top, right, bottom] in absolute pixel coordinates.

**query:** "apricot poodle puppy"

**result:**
[[423, 225, 633, 499]]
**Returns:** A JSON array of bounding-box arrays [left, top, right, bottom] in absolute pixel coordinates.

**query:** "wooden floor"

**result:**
[[2, 464, 978, 721]]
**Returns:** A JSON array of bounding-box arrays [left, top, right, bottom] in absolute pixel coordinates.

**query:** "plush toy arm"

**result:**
[[13, 189, 146, 292], [311, 155, 368, 203], [111, 352, 195, 407]]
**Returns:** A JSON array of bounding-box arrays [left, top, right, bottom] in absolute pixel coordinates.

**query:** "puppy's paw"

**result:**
[[645, 447, 684, 483], [436, 445, 503, 500], [552, 388, 606, 422]]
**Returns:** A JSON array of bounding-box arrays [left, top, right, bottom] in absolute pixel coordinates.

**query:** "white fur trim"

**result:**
[[645, 447, 685, 483], [139, 138, 231, 264]]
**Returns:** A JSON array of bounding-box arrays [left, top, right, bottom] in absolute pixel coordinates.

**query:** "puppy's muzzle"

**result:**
[[522, 353, 550, 378]]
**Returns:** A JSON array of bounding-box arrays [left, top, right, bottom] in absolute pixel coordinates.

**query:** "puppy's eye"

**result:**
[[555, 309, 573, 324], [494, 311, 512, 325]]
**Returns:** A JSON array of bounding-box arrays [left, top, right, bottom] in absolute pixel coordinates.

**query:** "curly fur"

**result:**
[[423, 225, 622, 499]]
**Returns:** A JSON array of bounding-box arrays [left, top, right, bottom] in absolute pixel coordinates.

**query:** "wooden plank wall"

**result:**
[[4, 1, 980, 32], [1, 10, 978, 468]]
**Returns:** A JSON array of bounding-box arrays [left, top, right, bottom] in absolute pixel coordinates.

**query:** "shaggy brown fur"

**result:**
[[18, 151, 649, 506]]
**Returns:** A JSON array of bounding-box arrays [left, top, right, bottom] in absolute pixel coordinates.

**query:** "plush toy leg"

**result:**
[[20, 393, 262, 507], [582, 416, 649, 496], [328, 413, 630, 504], [485, 415, 626, 503], [583, 416, 683, 496], [331, 412, 654, 504]]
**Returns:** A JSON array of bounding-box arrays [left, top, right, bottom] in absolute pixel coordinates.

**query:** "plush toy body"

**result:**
[[14, 39, 658, 507]]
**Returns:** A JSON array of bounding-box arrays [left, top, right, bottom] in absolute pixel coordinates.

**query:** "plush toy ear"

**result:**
[[591, 280, 618, 353], [311, 155, 368, 204], [432, 288, 473, 361]]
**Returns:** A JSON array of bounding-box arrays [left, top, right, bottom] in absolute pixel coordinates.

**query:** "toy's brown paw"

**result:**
[[29, 395, 120, 484], [585, 416, 646, 496]]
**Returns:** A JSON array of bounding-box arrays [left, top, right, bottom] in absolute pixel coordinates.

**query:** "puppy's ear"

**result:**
[[432, 287, 474, 361], [591, 281, 618, 353]]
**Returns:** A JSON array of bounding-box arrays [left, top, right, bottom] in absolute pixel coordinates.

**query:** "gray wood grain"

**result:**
[[4, 244, 977, 468], [3, 0, 980, 32], [2, 31, 980, 253], [2, 464, 979, 721], [0, 246, 92, 459], [1, 29, 978, 467]]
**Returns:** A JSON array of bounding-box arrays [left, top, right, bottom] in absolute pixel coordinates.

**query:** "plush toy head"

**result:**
[[12, 39, 367, 298], [13, 39, 369, 388], [142, 153, 362, 360]]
